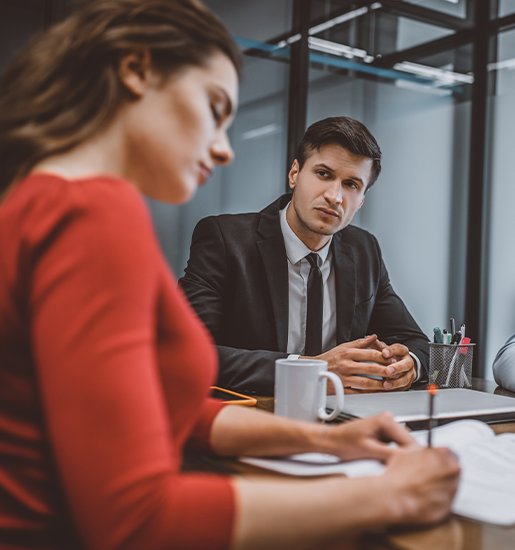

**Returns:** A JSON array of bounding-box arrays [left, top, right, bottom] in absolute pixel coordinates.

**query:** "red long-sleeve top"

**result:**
[[0, 173, 235, 549]]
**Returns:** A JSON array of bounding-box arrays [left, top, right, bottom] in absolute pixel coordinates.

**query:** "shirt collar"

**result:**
[[280, 202, 332, 265]]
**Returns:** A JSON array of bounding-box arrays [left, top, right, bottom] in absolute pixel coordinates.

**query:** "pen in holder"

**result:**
[[429, 342, 475, 389]]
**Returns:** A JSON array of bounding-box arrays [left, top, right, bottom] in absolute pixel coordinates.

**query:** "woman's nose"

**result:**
[[210, 131, 234, 165]]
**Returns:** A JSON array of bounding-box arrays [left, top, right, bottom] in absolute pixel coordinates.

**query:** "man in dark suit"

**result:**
[[180, 117, 429, 396]]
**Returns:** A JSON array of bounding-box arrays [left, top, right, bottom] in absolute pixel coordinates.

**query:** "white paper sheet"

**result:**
[[239, 420, 515, 525]]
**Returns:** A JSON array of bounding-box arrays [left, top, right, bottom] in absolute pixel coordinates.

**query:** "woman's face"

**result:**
[[121, 51, 238, 204]]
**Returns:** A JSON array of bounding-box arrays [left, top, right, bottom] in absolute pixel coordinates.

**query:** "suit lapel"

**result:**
[[332, 233, 356, 343], [256, 195, 291, 352]]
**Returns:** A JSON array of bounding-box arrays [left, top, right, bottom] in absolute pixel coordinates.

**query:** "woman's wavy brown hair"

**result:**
[[0, 0, 241, 195]]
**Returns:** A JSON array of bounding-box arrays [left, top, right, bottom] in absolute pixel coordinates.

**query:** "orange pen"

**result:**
[[427, 384, 439, 447]]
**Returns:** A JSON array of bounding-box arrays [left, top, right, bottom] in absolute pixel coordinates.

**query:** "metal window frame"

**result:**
[[464, 0, 493, 378], [286, 0, 311, 177]]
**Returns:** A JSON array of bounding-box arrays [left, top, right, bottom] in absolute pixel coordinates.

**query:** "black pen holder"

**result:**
[[429, 343, 475, 389]]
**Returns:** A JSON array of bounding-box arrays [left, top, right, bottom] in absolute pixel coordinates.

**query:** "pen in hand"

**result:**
[[427, 384, 438, 447]]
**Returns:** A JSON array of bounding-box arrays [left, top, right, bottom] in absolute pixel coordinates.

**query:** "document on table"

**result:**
[[240, 420, 515, 526]]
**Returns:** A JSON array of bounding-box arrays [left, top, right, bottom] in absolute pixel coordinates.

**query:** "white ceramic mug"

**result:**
[[274, 359, 344, 422]]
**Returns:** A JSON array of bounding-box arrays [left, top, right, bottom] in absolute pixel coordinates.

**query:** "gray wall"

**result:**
[[485, 89, 515, 377], [482, 26, 515, 378]]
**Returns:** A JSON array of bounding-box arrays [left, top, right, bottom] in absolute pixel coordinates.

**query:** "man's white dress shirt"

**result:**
[[279, 203, 420, 379], [280, 203, 337, 355]]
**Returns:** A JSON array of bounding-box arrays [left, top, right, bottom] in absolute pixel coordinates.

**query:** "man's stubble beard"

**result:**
[[293, 200, 342, 237]]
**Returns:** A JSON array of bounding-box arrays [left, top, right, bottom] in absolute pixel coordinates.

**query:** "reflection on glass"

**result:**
[[492, 28, 515, 95], [499, 0, 515, 18], [484, 25, 515, 374], [306, 9, 454, 63], [204, 0, 292, 43], [402, 0, 467, 19], [396, 16, 454, 52]]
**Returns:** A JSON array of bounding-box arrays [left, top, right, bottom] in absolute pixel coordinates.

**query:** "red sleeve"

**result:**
[[187, 398, 226, 453], [28, 178, 235, 550]]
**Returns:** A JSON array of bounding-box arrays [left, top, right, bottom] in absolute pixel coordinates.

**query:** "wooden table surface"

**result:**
[[185, 379, 515, 549]]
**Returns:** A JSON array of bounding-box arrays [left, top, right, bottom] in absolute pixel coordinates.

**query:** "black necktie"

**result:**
[[305, 252, 323, 356]]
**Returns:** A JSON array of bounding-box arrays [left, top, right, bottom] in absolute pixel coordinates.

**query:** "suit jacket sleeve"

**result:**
[[366, 236, 429, 385], [179, 217, 286, 396]]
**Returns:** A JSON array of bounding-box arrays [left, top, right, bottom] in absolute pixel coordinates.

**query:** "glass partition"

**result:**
[[484, 26, 515, 378], [498, 0, 515, 18], [402, 0, 468, 19]]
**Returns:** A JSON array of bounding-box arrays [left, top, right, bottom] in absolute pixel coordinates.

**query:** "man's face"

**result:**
[[287, 142, 372, 250]]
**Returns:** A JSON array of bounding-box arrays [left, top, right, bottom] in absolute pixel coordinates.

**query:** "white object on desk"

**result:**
[[241, 453, 384, 478], [240, 419, 515, 526], [326, 388, 515, 425], [275, 359, 344, 422]]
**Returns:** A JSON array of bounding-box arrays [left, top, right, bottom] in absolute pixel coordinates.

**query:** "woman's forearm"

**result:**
[[231, 475, 393, 550], [209, 405, 417, 462], [230, 446, 460, 550], [210, 405, 327, 457]]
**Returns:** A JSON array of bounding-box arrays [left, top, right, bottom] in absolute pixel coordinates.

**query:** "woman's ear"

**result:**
[[118, 49, 153, 98]]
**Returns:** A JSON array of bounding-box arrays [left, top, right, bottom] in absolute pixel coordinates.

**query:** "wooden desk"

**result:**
[[185, 379, 515, 549]]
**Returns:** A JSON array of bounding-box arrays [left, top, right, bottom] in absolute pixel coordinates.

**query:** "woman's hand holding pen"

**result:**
[[320, 413, 460, 527], [381, 447, 461, 526], [323, 412, 461, 527], [316, 411, 420, 462]]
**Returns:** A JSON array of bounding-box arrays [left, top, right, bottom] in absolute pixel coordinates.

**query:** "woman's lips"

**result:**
[[198, 163, 212, 185]]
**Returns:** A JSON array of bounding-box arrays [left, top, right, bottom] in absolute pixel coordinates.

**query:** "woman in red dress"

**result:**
[[0, 1, 459, 548]]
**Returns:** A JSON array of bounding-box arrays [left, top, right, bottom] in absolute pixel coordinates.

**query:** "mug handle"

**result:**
[[317, 371, 344, 421]]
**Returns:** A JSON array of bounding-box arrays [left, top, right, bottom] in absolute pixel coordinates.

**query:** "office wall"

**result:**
[[484, 90, 515, 379], [481, 28, 515, 379], [203, 0, 292, 42]]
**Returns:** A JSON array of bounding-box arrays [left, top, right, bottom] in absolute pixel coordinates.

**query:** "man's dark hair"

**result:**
[[296, 116, 382, 191]]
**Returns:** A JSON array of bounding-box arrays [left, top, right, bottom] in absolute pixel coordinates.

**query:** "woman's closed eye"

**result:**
[[211, 103, 224, 124]]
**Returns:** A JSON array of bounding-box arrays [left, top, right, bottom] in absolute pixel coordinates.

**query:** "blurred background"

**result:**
[[2, 0, 515, 379]]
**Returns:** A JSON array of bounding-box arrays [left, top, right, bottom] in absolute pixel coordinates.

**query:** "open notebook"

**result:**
[[240, 419, 515, 526]]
